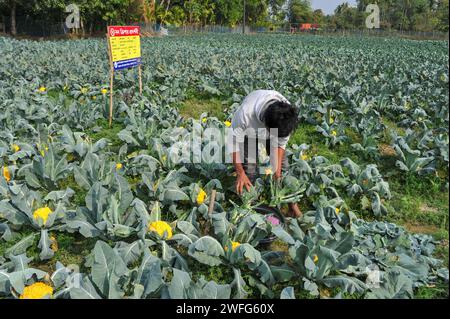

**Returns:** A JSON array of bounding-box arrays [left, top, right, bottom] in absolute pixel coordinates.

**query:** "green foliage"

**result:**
[[1, 0, 447, 34], [288, 0, 313, 24], [357, 0, 449, 32], [178, 97, 225, 121]]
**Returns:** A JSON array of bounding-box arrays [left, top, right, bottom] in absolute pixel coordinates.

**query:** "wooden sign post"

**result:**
[[106, 25, 142, 127]]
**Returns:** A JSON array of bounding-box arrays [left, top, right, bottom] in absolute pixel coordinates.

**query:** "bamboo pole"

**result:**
[[208, 190, 217, 216], [106, 29, 114, 127], [204, 189, 216, 235], [109, 68, 114, 127], [138, 64, 142, 95]]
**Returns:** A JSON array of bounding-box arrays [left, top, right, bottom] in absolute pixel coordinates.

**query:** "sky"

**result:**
[[310, 0, 358, 15]]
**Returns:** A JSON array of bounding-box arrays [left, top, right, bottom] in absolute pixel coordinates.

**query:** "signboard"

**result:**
[[106, 26, 143, 126], [107, 26, 141, 71]]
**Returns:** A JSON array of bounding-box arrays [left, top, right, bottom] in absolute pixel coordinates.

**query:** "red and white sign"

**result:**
[[108, 26, 140, 37]]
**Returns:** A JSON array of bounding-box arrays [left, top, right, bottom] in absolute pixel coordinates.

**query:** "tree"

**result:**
[[214, 0, 242, 26], [287, 0, 313, 24], [183, 0, 200, 24], [268, 0, 286, 23], [246, 0, 270, 26], [312, 9, 324, 25], [356, 0, 448, 31], [9, 0, 16, 35], [0, 0, 447, 35], [435, 0, 449, 31], [331, 2, 363, 29], [10, 0, 16, 35], [0, 0, 33, 35]]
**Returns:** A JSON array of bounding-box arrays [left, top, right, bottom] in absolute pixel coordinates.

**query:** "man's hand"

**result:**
[[273, 147, 285, 181], [236, 173, 253, 195], [288, 203, 302, 218], [232, 151, 253, 195]]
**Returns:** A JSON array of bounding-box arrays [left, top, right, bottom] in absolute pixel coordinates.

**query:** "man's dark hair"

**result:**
[[264, 101, 299, 138]]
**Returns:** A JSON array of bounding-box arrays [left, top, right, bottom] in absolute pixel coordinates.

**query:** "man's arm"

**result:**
[[232, 151, 253, 195], [275, 147, 285, 180]]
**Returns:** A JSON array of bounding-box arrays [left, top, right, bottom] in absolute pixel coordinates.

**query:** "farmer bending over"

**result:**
[[229, 90, 302, 218]]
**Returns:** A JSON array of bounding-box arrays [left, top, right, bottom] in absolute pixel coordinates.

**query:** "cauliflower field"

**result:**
[[0, 34, 448, 299]]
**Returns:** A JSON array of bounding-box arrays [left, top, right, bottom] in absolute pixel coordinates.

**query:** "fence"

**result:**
[[1, 16, 66, 37], [134, 23, 449, 40], [309, 28, 449, 40], [0, 16, 448, 41], [137, 23, 253, 35], [0, 16, 106, 37], [154, 24, 449, 40]]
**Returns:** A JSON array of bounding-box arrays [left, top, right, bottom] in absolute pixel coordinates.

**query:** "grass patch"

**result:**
[[50, 232, 97, 272], [0, 230, 97, 275], [415, 283, 449, 299], [88, 119, 125, 145], [434, 242, 449, 268], [86, 119, 125, 154], [382, 118, 406, 144], [400, 174, 445, 198], [58, 174, 87, 207], [289, 124, 359, 164], [268, 239, 289, 253], [189, 261, 234, 285], [388, 193, 448, 229], [387, 175, 449, 230], [178, 97, 225, 121], [46, 89, 75, 108]]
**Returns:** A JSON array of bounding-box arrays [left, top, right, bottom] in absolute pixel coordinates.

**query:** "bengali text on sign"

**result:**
[[107, 26, 141, 70]]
